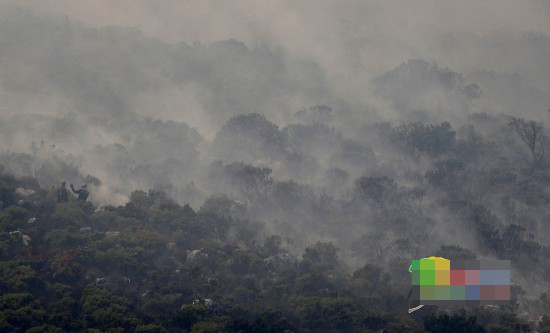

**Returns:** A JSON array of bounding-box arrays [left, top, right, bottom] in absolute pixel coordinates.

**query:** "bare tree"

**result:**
[[508, 117, 545, 163]]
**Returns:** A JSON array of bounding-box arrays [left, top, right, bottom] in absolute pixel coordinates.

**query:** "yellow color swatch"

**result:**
[[435, 259, 450, 270], [435, 270, 450, 285]]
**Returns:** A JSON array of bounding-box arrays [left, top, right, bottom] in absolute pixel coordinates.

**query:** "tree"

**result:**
[[0, 180, 16, 208], [393, 122, 456, 158], [292, 296, 358, 330], [135, 324, 167, 333], [80, 287, 140, 330], [424, 313, 486, 333], [272, 180, 315, 213], [324, 168, 349, 189], [199, 195, 246, 220], [354, 176, 397, 206], [223, 162, 274, 204], [213, 113, 288, 160], [539, 315, 550, 332], [425, 159, 465, 189], [352, 264, 385, 291], [302, 242, 338, 267], [336, 140, 374, 166], [454, 125, 488, 163], [173, 304, 207, 330], [249, 309, 294, 333], [508, 117, 545, 163], [295, 105, 333, 126], [374, 59, 481, 113]]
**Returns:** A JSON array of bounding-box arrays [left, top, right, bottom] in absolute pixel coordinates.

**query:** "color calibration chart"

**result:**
[[410, 258, 510, 305]]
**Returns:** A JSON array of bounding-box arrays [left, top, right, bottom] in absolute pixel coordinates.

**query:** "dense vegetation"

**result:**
[[2, 113, 550, 332]]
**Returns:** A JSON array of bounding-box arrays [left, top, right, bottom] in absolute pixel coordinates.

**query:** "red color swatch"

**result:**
[[450, 270, 465, 285]]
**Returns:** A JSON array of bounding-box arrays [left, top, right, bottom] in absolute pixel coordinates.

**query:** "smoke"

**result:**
[[13, 1, 550, 118], [0, 1, 549, 307], [1, 2, 549, 135]]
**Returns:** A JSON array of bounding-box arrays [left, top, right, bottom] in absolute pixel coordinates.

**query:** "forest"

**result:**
[[1, 2, 550, 332], [2, 106, 550, 331]]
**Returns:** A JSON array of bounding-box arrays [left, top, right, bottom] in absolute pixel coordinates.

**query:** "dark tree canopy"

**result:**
[[508, 117, 545, 163]]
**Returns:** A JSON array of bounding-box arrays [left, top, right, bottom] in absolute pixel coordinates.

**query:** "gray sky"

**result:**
[[2, 1, 549, 131], [23, 1, 550, 75], [26, 0, 550, 120]]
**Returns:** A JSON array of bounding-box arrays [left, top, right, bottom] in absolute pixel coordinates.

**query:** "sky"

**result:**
[[1, 1, 547, 123], [20, 1, 550, 76], [0, 1, 549, 151]]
